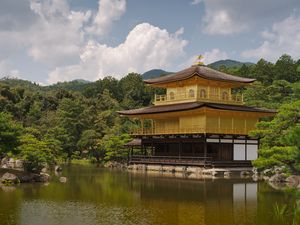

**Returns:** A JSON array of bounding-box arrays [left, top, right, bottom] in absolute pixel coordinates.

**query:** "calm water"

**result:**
[[0, 164, 299, 225]]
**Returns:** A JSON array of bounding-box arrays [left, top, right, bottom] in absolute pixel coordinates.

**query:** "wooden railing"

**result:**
[[154, 92, 243, 105], [129, 155, 212, 166], [131, 126, 250, 136]]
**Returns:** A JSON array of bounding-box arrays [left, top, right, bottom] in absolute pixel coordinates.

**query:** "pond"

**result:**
[[0, 164, 299, 225]]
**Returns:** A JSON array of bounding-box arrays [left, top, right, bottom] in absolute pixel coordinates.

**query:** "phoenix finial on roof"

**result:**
[[194, 55, 204, 66]]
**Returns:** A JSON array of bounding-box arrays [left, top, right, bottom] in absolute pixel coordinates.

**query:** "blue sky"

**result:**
[[0, 0, 300, 84]]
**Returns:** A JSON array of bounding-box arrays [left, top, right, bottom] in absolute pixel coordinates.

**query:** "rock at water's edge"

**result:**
[[269, 173, 287, 183], [59, 177, 67, 183], [1, 172, 20, 184], [286, 175, 300, 188]]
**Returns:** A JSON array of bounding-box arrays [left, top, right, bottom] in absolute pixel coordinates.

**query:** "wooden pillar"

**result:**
[[141, 140, 144, 155], [151, 120, 154, 135], [204, 135, 207, 166], [245, 138, 248, 161], [141, 118, 144, 134], [151, 139, 154, 156], [219, 136, 221, 161], [179, 140, 182, 159], [218, 114, 221, 133]]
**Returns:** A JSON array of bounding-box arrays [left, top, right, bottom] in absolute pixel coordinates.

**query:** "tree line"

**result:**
[[0, 54, 299, 173]]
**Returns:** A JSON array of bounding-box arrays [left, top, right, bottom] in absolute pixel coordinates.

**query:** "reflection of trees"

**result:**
[[1, 165, 299, 225], [19, 165, 138, 205], [0, 186, 22, 225], [257, 182, 300, 225]]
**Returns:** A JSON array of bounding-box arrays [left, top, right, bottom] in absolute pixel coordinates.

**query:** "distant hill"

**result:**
[[0, 78, 93, 93], [209, 59, 254, 69], [142, 60, 254, 80], [0, 77, 43, 91], [142, 69, 171, 80]]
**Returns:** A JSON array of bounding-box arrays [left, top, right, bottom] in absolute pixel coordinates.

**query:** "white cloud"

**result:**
[[86, 0, 126, 36], [242, 15, 300, 61], [200, 0, 298, 35], [0, 0, 126, 69], [203, 10, 247, 35], [203, 49, 228, 64], [0, 60, 20, 78], [27, 0, 91, 66], [47, 23, 188, 83]]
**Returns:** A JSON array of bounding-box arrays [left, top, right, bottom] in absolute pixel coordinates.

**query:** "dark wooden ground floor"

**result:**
[[127, 134, 258, 168]]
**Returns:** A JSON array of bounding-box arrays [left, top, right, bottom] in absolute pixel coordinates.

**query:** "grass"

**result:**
[[69, 159, 93, 165], [273, 203, 288, 219]]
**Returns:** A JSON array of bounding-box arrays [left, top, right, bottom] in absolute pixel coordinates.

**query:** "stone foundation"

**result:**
[[128, 164, 253, 178]]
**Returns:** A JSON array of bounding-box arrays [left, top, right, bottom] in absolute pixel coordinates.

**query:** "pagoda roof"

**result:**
[[118, 102, 276, 116], [144, 65, 255, 85]]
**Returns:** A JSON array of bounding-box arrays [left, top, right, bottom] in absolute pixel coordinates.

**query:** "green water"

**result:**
[[0, 164, 299, 225]]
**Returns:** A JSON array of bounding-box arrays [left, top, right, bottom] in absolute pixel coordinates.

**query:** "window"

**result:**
[[222, 91, 229, 100], [188, 89, 195, 98], [169, 91, 175, 100], [200, 89, 207, 98]]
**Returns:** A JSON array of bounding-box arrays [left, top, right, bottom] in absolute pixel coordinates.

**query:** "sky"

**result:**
[[0, 0, 300, 84]]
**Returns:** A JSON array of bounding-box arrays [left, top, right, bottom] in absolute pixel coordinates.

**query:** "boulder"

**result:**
[[1, 157, 8, 167], [19, 174, 35, 183], [15, 160, 24, 170], [8, 158, 15, 168], [1, 164, 8, 169], [240, 171, 251, 177], [59, 177, 67, 183], [286, 175, 300, 188], [252, 167, 258, 174], [41, 167, 48, 173], [55, 165, 62, 172], [1, 172, 20, 185], [104, 161, 126, 170], [37, 173, 51, 182], [263, 168, 274, 176], [224, 171, 231, 178], [274, 166, 285, 174], [269, 173, 287, 183]]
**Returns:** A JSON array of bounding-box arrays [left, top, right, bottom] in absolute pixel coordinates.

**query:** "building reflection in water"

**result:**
[[136, 173, 258, 225]]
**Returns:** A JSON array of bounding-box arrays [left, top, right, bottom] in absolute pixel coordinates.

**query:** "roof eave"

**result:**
[[144, 72, 256, 86]]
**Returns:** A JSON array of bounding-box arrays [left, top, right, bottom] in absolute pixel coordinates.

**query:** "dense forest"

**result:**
[[0, 54, 299, 173]]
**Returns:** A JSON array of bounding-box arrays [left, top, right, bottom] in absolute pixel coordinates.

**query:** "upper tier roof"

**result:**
[[144, 65, 256, 85], [118, 102, 276, 116]]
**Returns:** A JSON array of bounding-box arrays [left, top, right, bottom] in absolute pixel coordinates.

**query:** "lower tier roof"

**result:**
[[118, 102, 276, 116]]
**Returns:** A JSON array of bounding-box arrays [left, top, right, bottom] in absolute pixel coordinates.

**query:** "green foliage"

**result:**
[[0, 112, 23, 155], [102, 134, 131, 161], [251, 100, 300, 172], [244, 80, 296, 109], [0, 54, 300, 168], [18, 134, 58, 172]]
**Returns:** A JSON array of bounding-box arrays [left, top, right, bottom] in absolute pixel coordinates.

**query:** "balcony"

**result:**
[[154, 90, 243, 105], [131, 126, 250, 136]]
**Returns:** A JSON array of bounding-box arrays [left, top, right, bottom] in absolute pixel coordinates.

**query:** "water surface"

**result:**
[[0, 164, 299, 225]]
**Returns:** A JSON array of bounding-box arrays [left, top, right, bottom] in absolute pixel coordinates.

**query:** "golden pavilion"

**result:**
[[119, 61, 276, 167]]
